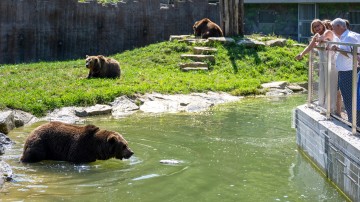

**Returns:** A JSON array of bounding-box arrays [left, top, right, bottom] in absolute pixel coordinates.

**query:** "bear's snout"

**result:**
[[123, 148, 134, 159]]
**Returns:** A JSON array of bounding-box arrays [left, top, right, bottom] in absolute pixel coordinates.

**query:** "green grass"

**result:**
[[0, 36, 308, 116]]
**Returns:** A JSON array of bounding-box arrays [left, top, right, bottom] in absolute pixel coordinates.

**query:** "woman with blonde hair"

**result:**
[[295, 19, 339, 114]]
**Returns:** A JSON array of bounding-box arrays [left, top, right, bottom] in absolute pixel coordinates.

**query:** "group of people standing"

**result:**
[[295, 18, 360, 126]]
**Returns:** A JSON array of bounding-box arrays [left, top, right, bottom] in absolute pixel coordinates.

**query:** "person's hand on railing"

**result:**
[[295, 53, 303, 61]]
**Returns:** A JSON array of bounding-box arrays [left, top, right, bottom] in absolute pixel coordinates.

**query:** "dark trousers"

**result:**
[[338, 70, 360, 126]]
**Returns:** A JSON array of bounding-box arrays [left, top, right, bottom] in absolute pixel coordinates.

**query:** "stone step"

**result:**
[[181, 67, 209, 71], [180, 54, 215, 63], [179, 62, 209, 71], [208, 37, 235, 44], [193, 47, 218, 55], [169, 35, 192, 41]]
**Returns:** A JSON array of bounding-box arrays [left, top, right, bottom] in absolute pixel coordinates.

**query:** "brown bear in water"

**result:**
[[20, 122, 134, 163], [85, 55, 121, 79], [193, 18, 224, 39]]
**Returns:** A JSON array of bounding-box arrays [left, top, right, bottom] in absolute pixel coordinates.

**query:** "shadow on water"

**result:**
[[0, 95, 348, 201]]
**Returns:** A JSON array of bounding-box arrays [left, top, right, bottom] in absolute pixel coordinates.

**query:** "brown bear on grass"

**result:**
[[85, 55, 121, 79], [193, 18, 224, 39], [20, 122, 134, 163]]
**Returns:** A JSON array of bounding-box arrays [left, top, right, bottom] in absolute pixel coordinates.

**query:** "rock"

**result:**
[[237, 38, 266, 48], [207, 37, 235, 44], [13, 110, 38, 127], [180, 54, 215, 63], [75, 104, 112, 117], [287, 84, 305, 92], [138, 92, 241, 113], [0, 111, 15, 134], [293, 43, 307, 47], [0, 132, 14, 155], [169, 35, 192, 41], [42, 107, 84, 124], [193, 47, 217, 55], [266, 88, 293, 97], [110, 96, 139, 117], [265, 39, 287, 47], [261, 81, 288, 89], [0, 160, 13, 184], [297, 82, 308, 90]]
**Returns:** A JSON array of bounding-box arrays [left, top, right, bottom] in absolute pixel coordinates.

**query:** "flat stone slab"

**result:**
[[181, 67, 209, 71], [265, 39, 287, 47], [42, 107, 84, 124], [75, 104, 112, 117], [193, 47, 218, 54], [207, 37, 235, 44], [169, 35, 192, 41], [237, 38, 266, 48], [261, 81, 288, 89], [179, 62, 208, 68], [181, 54, 215, 62], [138, 92, 241, 113]]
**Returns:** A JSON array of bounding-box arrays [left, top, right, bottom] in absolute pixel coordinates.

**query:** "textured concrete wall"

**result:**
[[0, 0, 219, 64], [295, 104, 360, 201]]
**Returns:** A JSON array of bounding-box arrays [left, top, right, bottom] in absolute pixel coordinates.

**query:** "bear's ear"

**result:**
[[85, 124, 99, 135], [97, 55, 106, 61], [107, 135, 117, 144], [86, 55, 89, 58]]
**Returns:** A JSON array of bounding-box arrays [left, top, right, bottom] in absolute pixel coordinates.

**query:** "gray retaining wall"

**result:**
[[0, 0, 219, 64], [295, 104, 360, 201]]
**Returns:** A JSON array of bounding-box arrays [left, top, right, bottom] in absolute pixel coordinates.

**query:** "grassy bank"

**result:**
[[0, 36, 307, 116]]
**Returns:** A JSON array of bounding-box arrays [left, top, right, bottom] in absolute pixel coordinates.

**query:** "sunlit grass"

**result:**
[[0, 37, 307, 116]]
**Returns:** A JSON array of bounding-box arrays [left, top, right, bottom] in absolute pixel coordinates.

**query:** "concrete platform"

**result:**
[[295, 104, 360, 201]]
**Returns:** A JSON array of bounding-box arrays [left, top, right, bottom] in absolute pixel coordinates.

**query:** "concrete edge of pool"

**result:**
[[295, 104, 360, 201]]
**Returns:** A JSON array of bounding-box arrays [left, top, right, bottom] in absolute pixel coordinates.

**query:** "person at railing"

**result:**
[[330, 18, 360, 126], [295, 19, 339, 114]]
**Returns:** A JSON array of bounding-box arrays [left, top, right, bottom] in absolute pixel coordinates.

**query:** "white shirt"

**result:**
[[335, 30, 360, 71]]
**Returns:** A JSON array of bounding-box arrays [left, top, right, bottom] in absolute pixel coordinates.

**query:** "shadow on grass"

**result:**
[[222, 39, 263, 73]]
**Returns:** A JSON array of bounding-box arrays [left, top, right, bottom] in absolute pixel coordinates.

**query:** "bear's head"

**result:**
[[96, 130, 134, 160], [85, 55, 105, 73]]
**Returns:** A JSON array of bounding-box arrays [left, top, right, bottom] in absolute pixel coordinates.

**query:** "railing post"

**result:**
[[308, 50, 313, 108], [326, 48, 331, 119], [352, 46, 358, 135]]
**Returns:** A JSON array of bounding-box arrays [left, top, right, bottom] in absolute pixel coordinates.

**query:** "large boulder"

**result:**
[[110, 96, 139, 117], [0, 111, 15, 134], [42, 107, 84, 124], [13, 110, 38, 127], [0, 132, 14, 155], [0, 160, 13, 186], [75, 104, 112, 117]]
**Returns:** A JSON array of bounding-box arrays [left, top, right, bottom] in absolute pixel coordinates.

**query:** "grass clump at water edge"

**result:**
[[0, 36, 308, 116]]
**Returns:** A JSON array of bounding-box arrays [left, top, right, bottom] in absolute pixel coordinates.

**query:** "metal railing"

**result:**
[[308, 41, 360, 135]]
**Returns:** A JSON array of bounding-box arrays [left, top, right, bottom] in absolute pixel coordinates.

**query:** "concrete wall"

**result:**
[[295, 104, 360, 201], [0, 0, 219, 64]]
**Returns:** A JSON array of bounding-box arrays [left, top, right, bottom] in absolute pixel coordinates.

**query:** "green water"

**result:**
[[0, 95, 348, 201]]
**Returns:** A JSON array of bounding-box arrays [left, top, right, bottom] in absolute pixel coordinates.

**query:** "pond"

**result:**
[[0, 95, 348, 201]]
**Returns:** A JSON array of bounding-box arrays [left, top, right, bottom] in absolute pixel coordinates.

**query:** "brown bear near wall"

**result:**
[[193, 18, 224, 39], [85, 55, 121, 79], [20, 122, 134, 163]]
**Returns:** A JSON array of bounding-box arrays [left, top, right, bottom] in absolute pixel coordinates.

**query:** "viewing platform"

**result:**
[[295, 40, 360, 201]]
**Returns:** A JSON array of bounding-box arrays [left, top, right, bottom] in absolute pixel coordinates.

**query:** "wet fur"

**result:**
[[20, 122, 133, 163]]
